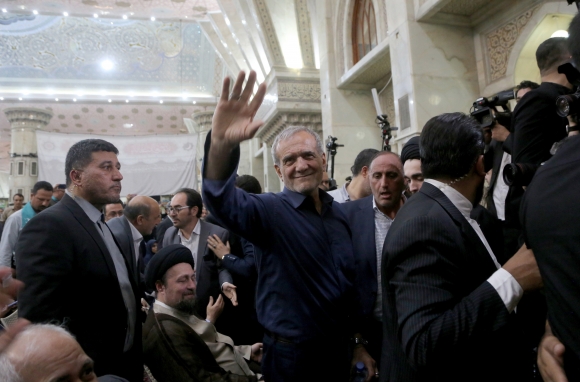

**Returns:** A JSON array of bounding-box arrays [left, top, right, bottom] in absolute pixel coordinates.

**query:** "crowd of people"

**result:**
[[0, 12, 580, 382]]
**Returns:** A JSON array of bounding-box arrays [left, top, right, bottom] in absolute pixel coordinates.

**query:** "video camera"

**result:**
[[470, 89, 515, 129], [556, 62, 580, 117]]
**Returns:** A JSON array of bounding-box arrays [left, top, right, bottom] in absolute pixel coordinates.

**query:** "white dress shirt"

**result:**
[[178, 220, 201, 270], [425, 179, 523, 312], [492, 152, 511, 221], [128, 220, 143, 263]]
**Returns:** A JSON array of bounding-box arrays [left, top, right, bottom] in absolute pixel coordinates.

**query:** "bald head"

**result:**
[[124, 196, 161, 236], [0, 324, 97, 382]]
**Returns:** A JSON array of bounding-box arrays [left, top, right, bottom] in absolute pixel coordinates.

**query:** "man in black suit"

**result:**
[[380, 113, 542, 382], [504, 37, 573, 255], [523, 13, 580, 381], [108, 195, 161, 277], [162, 188, 236, 321], [341, 152, 406, 378], [15, 139, 143, 381]]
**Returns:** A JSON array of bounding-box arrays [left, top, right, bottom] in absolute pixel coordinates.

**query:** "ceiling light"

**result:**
[[130, 12, 134, 15], [63, 12, 69, 17], [150, 16, 155, 21], [1, 9, 6, 13], [18, 97, 22, 101], [93, 13, 98, 18], [73, 98, 77, 102], [108, 99, 112, 103], [33, 10, 38, 15], [192, 101, 196, 104], [125, 100, 129, 103], [551, 30, 569, 38], [185, 16, 188, 18], [55, 98, 59, 101], [0, 97, 3, 101], [101, 59, 114, 71], [20, 6, 25, 10], [123, 123, 133, 129], [159, 100, 163, 104], [122, 15, 127, 20], [242, 20, 246, 25]]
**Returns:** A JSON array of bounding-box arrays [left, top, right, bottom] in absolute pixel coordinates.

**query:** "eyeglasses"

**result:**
[[167, 205, 191, 214]]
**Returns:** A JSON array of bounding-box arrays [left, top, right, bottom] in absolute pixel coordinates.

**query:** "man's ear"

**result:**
[[360, 166, 369, 177], [274, 164, 284, 182], [191, 206, 199, 217], [321, 152, 327, 168], [155, 281, 164, 294], [475, 155, 486, 177]]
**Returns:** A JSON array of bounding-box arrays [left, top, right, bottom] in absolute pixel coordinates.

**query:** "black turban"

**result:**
[[400, 136, 421, 164], [144, 244, 195, 292]]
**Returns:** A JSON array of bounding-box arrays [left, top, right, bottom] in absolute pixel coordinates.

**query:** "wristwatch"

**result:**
[[351, 337, 368, 346]]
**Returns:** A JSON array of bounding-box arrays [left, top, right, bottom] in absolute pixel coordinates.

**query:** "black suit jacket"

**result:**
[[521, 135, 580, 380], [162, 221, 232, 313], [15, 194, 143, 381], [107, 216, 142, 281], [340, 195, 378, 322], [380, 182, 526, 382]]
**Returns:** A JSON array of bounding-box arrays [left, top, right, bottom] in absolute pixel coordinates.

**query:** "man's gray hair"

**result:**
[[271, 126, 324, 166], [0, 324, 76, 382]]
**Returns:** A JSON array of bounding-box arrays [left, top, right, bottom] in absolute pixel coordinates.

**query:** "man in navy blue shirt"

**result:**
[[202, 71, 356, 382]]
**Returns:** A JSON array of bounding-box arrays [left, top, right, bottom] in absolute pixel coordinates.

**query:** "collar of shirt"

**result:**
[[424, 178, 472, 220], [371, 193, 406, 219], [65, 189, 102, 223], [154, 300, 202, 323], [178, 219, 201, 243], [128, 218, 143, 244], [282, 187, 334, 209]]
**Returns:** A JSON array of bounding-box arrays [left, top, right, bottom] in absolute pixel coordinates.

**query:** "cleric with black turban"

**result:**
[[144, 244, 195, 292]]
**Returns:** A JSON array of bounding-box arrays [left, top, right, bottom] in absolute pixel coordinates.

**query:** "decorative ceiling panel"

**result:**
[[0, 15, 217, 99], [0, 0, 220, 20]]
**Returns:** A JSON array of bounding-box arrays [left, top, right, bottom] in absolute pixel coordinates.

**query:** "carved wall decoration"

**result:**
[[486, 6, 539, 81], [295, 0, 316, 68], [257, 111, 323, 146], [440, 0, 490, 16], [253, 0, 286, 66], [277, 81, 321, 102]]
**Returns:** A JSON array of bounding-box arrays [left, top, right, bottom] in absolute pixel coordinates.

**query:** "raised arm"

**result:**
[[205, 71, 267, 180]]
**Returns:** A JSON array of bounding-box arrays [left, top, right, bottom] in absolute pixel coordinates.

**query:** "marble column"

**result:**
[[3, 107, 53, 201]]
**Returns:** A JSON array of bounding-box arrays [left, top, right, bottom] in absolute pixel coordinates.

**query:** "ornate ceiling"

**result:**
[[0, 0, 220, 20]]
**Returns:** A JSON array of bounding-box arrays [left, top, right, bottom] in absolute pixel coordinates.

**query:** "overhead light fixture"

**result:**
[[123, 123, 133, 129], [185, 16, 188, 18], [55, 98, 59, 101], [63, 12, 69, 17], [1, 9, 6, 13], [101, 59, 114, 71], [33, 10, 38, 15], [18, 97, 22, 101], [0, 97, 3, 101], [551, 30, 569, 38], [108, 99, 112, 103], [130, 12, 134, 15], [242, 20, 246, 25], [159, 100, 163, 104], [93, 13, 98, 18], [73, 98, 77, 102], [192, 101, 196, 104], [125, 99, 129, 103], [122, 15, 127, 19], [150, 16, 155, 21]]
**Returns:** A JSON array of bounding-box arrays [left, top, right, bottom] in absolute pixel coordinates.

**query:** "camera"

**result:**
[[556, 62, 580, 117], [502, 163, 541, 187], [470, 89, 515, 129]]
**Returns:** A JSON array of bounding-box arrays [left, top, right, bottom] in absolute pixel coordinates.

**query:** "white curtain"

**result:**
[[36, 131, 198, 196]]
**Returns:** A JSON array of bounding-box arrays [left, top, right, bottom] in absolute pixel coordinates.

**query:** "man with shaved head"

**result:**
[[0, 324, 126, 381], [341, 151, 406, 377], [108, 195, 161, 275]]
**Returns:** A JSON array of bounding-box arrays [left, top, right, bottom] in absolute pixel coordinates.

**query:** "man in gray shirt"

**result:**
[[16, 139, 142, 381]]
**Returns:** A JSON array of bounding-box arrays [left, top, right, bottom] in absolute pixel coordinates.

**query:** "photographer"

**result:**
[[521, 13, 580, 381], [504, 37, 573, 254]]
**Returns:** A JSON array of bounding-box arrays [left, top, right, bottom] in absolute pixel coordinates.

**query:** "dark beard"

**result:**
[[174, 297, 198, 315]]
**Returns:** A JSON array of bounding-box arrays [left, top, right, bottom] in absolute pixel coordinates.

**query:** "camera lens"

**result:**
[[556, 96, 572, 117]]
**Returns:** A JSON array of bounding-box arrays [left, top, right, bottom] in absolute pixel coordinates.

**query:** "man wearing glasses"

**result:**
[[161, 188, 237, 328]]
